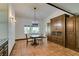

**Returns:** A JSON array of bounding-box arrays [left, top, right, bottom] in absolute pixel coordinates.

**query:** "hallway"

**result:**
[[10, 40, 79, 56]]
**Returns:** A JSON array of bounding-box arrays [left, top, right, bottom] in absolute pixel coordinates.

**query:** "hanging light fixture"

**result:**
[[32, 7, 38, 26]]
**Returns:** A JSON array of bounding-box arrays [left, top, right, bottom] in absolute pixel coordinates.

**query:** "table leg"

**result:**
[[31, 38, 38, 45]]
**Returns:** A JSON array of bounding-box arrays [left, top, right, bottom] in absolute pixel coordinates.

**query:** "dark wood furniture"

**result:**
[[37, 38, 43, 45], [66, 16, 76, 49], [47, 23, 52, 41], [30, 36, 39, 45], [30, 35, 45, 45], [50, 14, 69, 46], [47, 14, 77, 50], [76, 16, 79, 50], [0, 41, 8, 56], [25, 34, 33, 45]]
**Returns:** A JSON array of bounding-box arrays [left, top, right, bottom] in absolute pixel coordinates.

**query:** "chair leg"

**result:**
[[26, 40, 28, 47]]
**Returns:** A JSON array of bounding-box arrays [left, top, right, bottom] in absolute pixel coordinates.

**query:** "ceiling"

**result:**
[[13, 3, 59, 20], [13, 3, 79, 20], [53, 3, 79, 15]]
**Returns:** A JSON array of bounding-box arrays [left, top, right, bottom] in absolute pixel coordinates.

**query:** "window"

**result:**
[[24, 25, 30, 34], [31, 26, 39, 34], [24, 24, 39, 35]]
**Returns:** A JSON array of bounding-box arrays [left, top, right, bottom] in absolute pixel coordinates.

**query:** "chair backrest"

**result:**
[[25, 34, 28, 39], [25, 34, 30, 39]]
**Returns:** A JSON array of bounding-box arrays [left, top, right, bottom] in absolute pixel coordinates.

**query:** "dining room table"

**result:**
[[30, 35, 46, 46]]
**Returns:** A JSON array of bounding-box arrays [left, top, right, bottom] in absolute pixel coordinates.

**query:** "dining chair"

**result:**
[[37, 34, 44, 45], [37, 34, 46, 45], [37, 38, 43, 45], [25, 34, 33, 46]]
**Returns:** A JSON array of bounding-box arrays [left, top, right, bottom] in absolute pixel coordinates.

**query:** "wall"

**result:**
[[8, 4, 16, 55], [15, 8, 72, 40], [15, 17, 44, 39]]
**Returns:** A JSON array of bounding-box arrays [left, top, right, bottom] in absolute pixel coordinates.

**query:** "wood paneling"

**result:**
[[48, 14, 77, 50], [50, 14, 69, 46], [47, 23, 52, 41], [76, 16, 79, 49], [65, 16, 76, 49]]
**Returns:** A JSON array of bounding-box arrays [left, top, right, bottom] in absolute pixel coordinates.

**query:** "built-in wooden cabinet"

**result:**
[[65, 16, 76, 49], [47, 23, 52, 41], [50, 14, 69, 46], [47, 14, 79, 50], [76, 16, 79, 50]]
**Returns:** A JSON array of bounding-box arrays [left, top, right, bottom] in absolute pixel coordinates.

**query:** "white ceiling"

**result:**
[[13, 3, 79, 20], [53, 3, 79, 15], [13, 3, 58, 20], [0, 3, 79, 20]]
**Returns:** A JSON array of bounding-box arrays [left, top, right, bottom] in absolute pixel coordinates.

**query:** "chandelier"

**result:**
[[32, 7, 39, 25]]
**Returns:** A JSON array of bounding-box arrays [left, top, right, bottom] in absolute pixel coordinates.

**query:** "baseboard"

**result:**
[[15, 38, 31, 41], [15, 38, 26, 41]]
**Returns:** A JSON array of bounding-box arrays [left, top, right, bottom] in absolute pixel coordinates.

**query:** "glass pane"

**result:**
[[24, 24, 40, 35], [24, 26, 30, 34], [31, 27, 39, 34]]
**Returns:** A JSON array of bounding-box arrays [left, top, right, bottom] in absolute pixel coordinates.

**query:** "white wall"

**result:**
[[15, 16, 44, 39], [8, 4, 16, 55], [15, 9, 72, 39]]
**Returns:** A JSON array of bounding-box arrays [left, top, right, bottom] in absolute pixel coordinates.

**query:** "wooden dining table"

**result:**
[[30, 35, 46, 45]]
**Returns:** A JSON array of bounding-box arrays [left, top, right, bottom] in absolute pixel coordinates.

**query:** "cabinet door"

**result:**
[[47, 23, 52, 41], [66, 16, 76, 49], [51, 14, 66, 46], [76, 16, 79, 49]]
